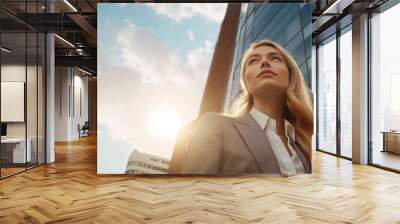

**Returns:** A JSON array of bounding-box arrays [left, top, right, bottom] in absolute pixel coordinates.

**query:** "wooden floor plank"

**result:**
[[0, 134, 399, 223]]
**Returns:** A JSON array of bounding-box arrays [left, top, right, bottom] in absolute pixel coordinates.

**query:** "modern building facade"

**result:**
[[224, 3, 312, 114], [125, 149, 170, 174]]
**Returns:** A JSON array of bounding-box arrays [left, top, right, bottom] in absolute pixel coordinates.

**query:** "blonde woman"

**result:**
[[169, 40, 313, 176]]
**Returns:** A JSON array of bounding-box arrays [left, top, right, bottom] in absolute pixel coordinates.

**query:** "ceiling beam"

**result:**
[[67, 13, 97, 39], [55, 55, 96, 70]]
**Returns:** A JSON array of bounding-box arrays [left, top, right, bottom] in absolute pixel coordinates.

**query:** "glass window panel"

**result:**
[[27, 31, 38, 169], [371, 3, 400, 171], [38, 32, 45, 165], [255, 5, 289, 41], [247, 3, 257, 15], [244, 12, 254, 39], [301, 4, 311, 26], [305, 30, 312, 58], [267, 7, 298, 43], [340, 29, 352, 158], [243, 36, 252, 54], [300, 62, 308, 81], [279, 17, 301, 45], [285, 34, 305, 67], [318, 36, 337, 154]]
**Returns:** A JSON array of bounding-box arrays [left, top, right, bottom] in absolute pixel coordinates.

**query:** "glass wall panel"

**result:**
[[27, 31, 38, 169], [26, 0, 40, 169], [317, 36, 337, 154], [1, 30, 28, 177], [0, 1, 46, 179], [339, 28, 352, 158], [371, 4, 400, 171], [38, 32, 45, 165]]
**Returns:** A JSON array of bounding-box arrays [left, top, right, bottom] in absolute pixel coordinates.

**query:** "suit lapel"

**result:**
[[289, 140, 311, 173], [233, 113, 280, 173]]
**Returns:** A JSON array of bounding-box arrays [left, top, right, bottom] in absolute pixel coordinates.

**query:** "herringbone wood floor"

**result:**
[[1, 134, 400, 223]]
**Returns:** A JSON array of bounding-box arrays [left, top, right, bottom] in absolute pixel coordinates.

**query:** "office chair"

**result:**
[[79, 121, 90, 138]]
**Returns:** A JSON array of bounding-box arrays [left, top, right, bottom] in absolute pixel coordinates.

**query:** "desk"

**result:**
[[1, 138, 31, 163], [382, 131, 400, 154]]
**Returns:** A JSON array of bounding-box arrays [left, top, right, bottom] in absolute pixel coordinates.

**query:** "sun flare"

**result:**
[[146, 110, 182, 139]]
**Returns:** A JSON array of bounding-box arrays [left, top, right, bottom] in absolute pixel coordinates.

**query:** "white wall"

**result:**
[[55, 67, 89, 141], [55, 66, 69, 141], [72, 73, 89, 138]]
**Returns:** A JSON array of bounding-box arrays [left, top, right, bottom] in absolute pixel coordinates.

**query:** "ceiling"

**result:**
[[0, 0, 394, 75], [1, 0, 99, 74]]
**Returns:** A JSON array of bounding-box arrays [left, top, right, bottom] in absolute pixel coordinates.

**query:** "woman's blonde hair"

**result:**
[[236, 39, 313, 159]]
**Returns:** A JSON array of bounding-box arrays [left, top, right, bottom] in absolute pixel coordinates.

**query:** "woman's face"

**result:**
[[244, 45, 290, 97]]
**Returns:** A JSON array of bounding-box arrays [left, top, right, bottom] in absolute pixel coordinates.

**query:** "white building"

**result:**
[[125, 149, 170, 174]]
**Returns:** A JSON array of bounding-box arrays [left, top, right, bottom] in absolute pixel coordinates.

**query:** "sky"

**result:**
[[97, 3, 227, 174]]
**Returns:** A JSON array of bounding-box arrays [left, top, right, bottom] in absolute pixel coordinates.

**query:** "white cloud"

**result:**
[[115, 22, 178, 86], [187, 40, 214, 79], [144, 3, 227, 23], [115, 21, 213, 87], [98, 21, 217, 171], [187, 30, 195, 41]]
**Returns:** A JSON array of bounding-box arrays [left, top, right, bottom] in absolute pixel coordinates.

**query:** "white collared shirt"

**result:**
[[249, 108, 305, 176]]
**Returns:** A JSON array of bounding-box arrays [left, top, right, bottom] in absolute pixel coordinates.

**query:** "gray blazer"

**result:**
[[168, 112, 311, 174]]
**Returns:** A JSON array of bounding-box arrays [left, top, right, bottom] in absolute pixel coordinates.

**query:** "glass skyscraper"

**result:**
[[224, 3, 312, 112]]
